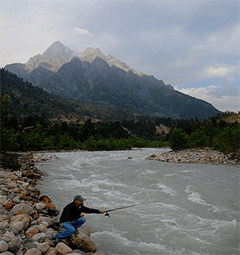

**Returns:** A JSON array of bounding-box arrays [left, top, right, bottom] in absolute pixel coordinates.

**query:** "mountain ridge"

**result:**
[[1, 68, 149, 123], [4, 41, 221, 119]]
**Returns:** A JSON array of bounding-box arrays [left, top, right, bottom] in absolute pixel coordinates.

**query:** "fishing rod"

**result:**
[[104, 204, 140, 218]]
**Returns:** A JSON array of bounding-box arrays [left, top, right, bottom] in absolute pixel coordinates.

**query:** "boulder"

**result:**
[[4, 202, 15, 211], [11, 213, 30, 230], [10, 203, 33, 215], [0, 251, 15, 255], [29, 210, 39, 220], [0, 221, 10, 230], [31, 232, 48, 243], [8, 236, 21, 252], [37, 216, 55, 226], [0, 240, 9, 252], [45, 228, 58, 239], [35, 202, 46, 210], [70, 232, 97, 253], [56, 242, 73, 254], [24, 248, 42, 255], [0, 205, 9, 215], [45, 203, 56, 209], [25, 225, 40, 237], [39, 194, 52, 203], [36, 242, 51, 253], [45, 247, 57, 255], [10, 221, 24, 232], [39, 223, 47, 232]]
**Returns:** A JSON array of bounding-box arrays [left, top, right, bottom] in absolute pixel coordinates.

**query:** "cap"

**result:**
[[74, 195, 86, 202]]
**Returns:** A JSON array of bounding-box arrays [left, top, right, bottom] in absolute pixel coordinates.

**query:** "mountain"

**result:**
[[79, 47, 144, 76], [5, 41, 76, 75], [1, 69, 148, 123], [5, 41, 221, 119]]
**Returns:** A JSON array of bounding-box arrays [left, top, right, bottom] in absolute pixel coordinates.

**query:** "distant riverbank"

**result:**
[[147, 148, 240, 165]]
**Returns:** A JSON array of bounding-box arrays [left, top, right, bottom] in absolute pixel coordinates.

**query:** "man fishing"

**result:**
[[56, 195, 104, 240]]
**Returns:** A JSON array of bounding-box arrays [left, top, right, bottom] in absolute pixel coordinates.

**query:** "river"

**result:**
[[36, 148, 239, 255]]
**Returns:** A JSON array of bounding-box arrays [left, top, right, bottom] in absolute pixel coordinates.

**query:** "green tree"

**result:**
[[189, 127, 208, 148], [170, 127, 190, 150], [1, 94, 10, 126], [214, 125, 240, 153]]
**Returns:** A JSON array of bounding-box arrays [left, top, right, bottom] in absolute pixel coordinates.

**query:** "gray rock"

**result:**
[[11, 214, 30, 230], [45, 228, 58, 239], [0, 221, 10, 230], [45, 247, 57, 255], [56, 242, 73, 254], [35, 202, 46, 210], [31, 232, 48, 243], [8, 236, 21, 252], [39, 223, 47, 232], [0, 251, 15, 255], [0, 240, 9, 252], [25, 225, 40, 237], [37, 216, 54, 226], [10, 221, 24, 232], [10, 203, 33, 215], [12, 197, 21, 203], [36, 242, 50, 253], [24, 248, 42, 255], [70, 232, 97, 253], [2, 236, 11, 242], [0, 205, 9, 215], [10, 227, 19, 235], [24, 241, 37, 250], [3, 231, 15, 240]]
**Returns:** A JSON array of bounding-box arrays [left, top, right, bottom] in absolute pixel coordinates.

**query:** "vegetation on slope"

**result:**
[[1, 92, 239, 154], [1, 69, 239, 154]]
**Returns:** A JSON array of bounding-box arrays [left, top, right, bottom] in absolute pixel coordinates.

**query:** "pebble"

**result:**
[[147, 148, 240, 165]]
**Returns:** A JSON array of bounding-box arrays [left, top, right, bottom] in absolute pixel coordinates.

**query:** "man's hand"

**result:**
[[80, 213, 84, 217], [99, 210, 104, 214]]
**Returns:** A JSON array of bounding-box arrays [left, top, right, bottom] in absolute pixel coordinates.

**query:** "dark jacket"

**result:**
[[59, 202, 101, 223]]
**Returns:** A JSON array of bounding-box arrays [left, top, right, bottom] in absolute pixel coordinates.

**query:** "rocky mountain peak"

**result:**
[[79, 47, 144, 77], [42, 41, 75, 59], [79, 47, 104, 63], [24, 41, 76, 73]]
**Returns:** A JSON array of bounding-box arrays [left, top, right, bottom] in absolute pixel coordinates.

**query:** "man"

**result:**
[[56, 195, 104, 240]]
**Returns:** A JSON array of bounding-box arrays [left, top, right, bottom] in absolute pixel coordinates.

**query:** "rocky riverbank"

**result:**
[[0, 152, 105, 255], [147, 148, 240, 165]]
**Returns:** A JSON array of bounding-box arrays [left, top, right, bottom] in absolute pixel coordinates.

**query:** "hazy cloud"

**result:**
[[73, 27, 93, 37], [177, 83, 240, 112]]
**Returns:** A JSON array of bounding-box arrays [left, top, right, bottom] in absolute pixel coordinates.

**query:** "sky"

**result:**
[[0, 0, 239, 113]]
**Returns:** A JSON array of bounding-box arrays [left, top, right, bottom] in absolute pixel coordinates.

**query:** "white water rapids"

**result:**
[[36, 148, 239, 255]]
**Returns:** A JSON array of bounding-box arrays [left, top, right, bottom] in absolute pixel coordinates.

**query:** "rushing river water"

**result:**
[[36, 148, 239, 255]]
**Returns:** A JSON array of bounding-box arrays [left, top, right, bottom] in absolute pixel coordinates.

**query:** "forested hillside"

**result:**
[[1, 68, 238, 154], [0, 69, 150, 123], [1, 91, 239, 154]]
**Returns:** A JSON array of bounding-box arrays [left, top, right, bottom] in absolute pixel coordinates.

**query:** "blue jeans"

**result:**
[[56, 217, 86, 239]]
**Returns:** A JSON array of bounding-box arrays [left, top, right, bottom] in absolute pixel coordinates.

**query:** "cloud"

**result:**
[[73, 27, 93, 37], [203, 65, 236, 79], [158, 22, 239, 86], [176, 85, 240, 113]]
